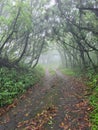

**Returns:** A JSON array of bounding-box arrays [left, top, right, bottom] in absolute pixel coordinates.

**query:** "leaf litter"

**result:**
[[17, 105, 57, 130]]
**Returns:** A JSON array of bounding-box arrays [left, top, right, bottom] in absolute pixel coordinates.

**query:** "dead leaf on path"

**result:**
[[17, 106, 57, 130], [0, 108, 6, 116], [60, 122, 64, 127], [20, 94, 26, 99], [25, 113, 29, 117], [75, 100, 88, 108], [17, 120, 29, 128], [0, 99, 18, 116], [59, 122, 69, 129], [4, 114, 10, 123]]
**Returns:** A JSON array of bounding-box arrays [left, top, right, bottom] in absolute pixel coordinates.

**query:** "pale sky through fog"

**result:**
[[50, 0, 56, 6], [45, 0, 56, 8], [12, 0, 56, 8]]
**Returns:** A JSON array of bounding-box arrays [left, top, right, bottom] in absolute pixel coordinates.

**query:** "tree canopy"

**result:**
[[0, 0, 98, 70]]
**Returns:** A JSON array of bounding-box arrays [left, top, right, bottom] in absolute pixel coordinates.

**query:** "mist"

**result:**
[[38, 49, 62, 69]]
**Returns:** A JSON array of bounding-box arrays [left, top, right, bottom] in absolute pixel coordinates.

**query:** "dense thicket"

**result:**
[[0, 0, 98, 70]]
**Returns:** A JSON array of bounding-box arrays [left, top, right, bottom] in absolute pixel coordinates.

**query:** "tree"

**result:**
[[0, 0, 98, 71]]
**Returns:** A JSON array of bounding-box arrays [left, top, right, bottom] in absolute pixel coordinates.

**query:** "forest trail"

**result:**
[[0, 69, 91, 130]]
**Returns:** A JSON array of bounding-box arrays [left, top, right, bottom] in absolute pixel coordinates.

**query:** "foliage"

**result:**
[[0, 66, 44, 107], [0, 0, 98, 70], [86, 70, 98, 129]]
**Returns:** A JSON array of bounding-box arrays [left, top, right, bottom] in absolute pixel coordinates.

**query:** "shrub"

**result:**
[[86, 70, 98, 129], [0, 66, 44, 106]]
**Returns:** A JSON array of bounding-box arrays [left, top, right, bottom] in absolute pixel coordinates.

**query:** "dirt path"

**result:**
[[0, 69, 91, 130]]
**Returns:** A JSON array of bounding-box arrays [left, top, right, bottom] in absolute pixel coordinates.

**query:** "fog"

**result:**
[[38, 49, 62, 69]]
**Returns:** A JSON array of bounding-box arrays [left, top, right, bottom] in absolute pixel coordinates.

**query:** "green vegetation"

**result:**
[[0, 66, 44, 107], [86, 70, 98, 130], [60, 68, 76, 76], [49, 69, 56, 76]]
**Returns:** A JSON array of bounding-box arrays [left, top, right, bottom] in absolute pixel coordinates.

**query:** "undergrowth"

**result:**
[[86, 69, 98, 130], [60, 68, 76, 76], [0, 65, 44, 107]]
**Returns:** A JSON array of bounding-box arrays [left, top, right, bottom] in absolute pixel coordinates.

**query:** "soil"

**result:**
[[0, 69, 91, 130]]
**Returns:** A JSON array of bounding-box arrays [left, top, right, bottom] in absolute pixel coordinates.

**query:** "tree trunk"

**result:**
[[14, 32, 29, 64]]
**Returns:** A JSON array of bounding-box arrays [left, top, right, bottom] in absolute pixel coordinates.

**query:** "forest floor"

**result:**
[[0, 69, 92, 130]]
